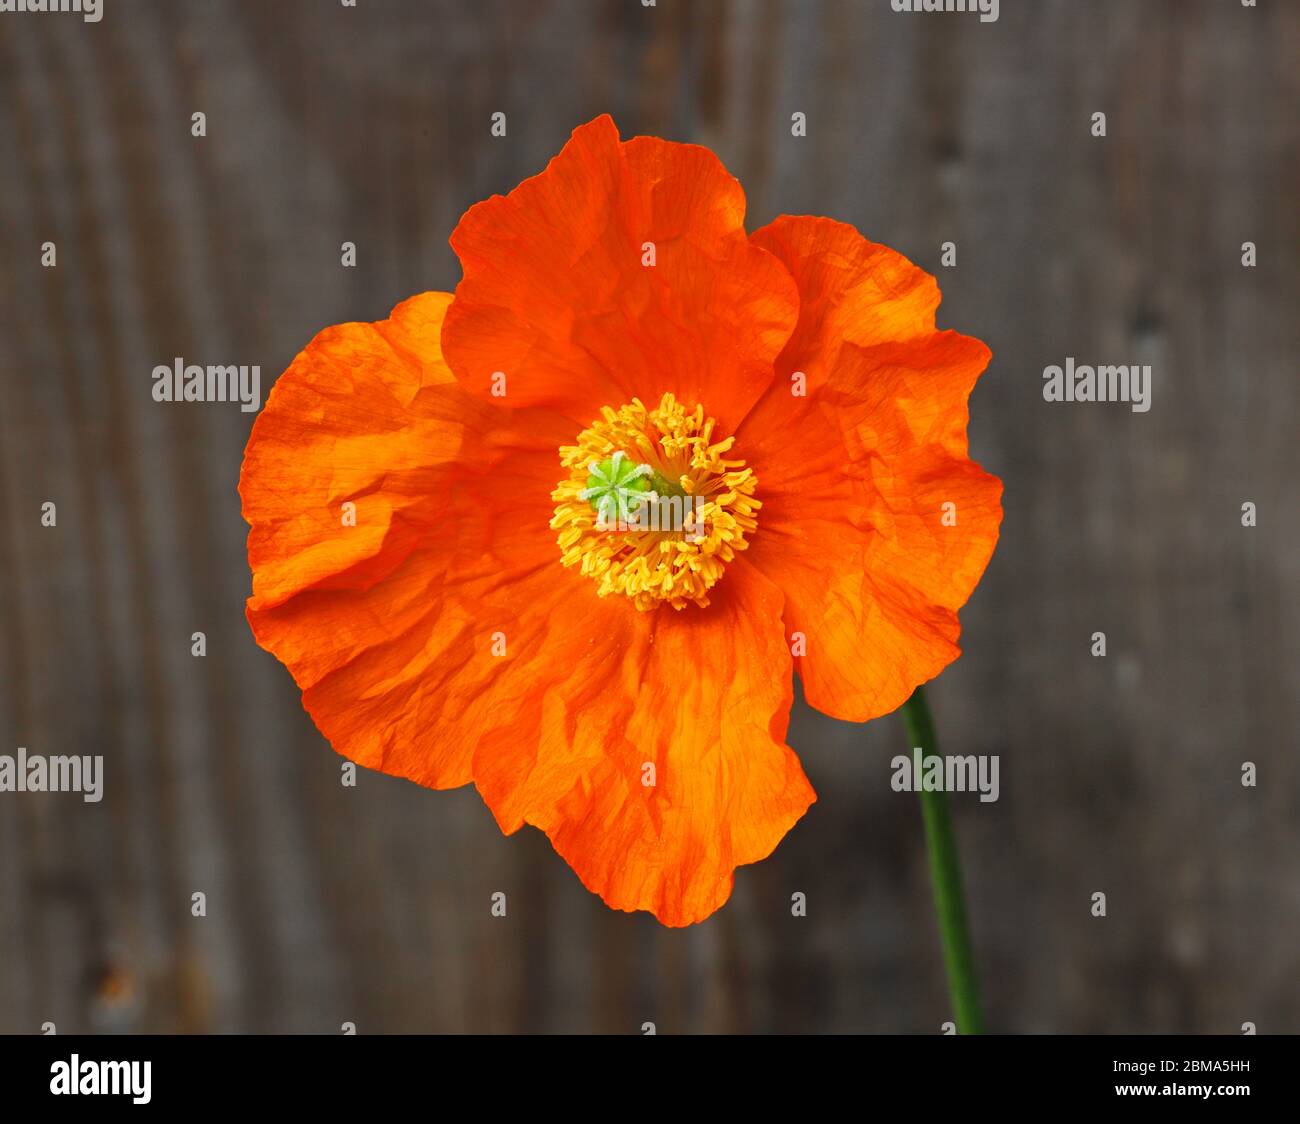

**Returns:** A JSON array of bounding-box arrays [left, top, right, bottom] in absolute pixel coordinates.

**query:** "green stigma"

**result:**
[[579, 451, 653, 525]]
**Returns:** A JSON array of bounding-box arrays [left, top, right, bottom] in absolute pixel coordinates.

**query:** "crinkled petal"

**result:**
[[242, 291, 571, 787], [472, 557, 815, 927], [742, 216, 1003, 722], [441, 114, 798, 434]]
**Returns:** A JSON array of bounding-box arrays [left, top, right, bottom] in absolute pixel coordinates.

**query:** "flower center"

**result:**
[[550, 393, 759, 610]]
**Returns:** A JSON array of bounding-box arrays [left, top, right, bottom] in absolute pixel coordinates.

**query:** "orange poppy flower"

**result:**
[[240, 115, 1002, 927]]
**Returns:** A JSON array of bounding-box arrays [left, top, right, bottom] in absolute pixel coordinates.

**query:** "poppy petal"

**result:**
[[242, 291, 571, 787], [743, 216, 1003, 722], [441, 114, 799, 434], [471, 556, 815, 927]]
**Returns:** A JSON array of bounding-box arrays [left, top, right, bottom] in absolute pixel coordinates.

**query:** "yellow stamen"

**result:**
[[549, 393, 760, 610]]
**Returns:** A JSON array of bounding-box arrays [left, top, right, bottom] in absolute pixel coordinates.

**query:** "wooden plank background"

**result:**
[[0, 0, 1296, 1034]]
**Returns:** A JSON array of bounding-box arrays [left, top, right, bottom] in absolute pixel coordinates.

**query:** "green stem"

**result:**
[[901, 685, 985, 1035]]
